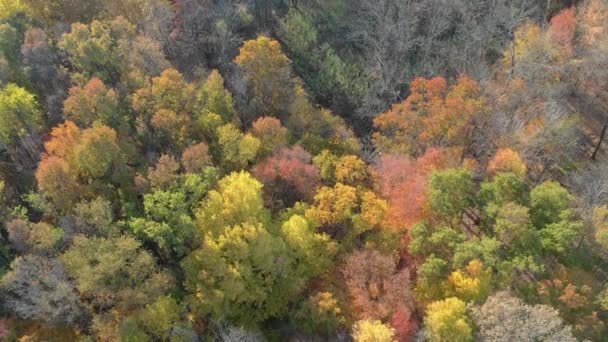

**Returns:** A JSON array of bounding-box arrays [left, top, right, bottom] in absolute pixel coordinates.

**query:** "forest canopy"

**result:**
[[1, 0, 608, 341]]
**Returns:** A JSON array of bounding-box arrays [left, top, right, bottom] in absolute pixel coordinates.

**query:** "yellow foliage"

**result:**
[[0, 0, 28, 20], [334, 155, 368, 185], [305, 183, 358, 226], [352, 320, 395, 342], [447, 259, 491, 303], [425, 297, 473, 342]]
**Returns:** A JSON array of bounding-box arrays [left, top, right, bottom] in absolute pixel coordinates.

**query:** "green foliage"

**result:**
[[197, 69, 235, 123], [281, 214, 337, 278], [0, 83, 40, 143], [59, 17, 167, 87], [294, 292, 345, 335], [217, 124, 261, 170], [530, 181, 573, 228], [130, 189, 198, 258], [280, 9, 318, 57], [61, 235, 171, 309], [429, 168, 475, 220], [182, 222, 299, 327], [137, 296, 181, 339]]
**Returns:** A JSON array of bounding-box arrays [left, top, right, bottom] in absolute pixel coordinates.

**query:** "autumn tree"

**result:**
[[471, 291, 577, 342], [373, 149, 455, 230], [132, 68, 196, 151], [424, 297, 473, 342], [36, 121, 126, 212], [181, 142, 211, 174], [147, 154, 180, 190], [235, 36, 294, 119], [252, 145, 320, 209], [334, 155, 368, 186], [250, 117, 289, 157], [352, 320, 395, 342], [59, 17, 168, 88], [373, 76, 486, 156], [197, 69, 236, 124], [63, 78, 119, 128], [487, 148, 527, 177], [217, 123, 260, 170], [342, 249, 413, 321], [0, 255, 85, 326], [195, 171, 268, 237], [305, 183, 358, 228], [549, 7, 576, 55]]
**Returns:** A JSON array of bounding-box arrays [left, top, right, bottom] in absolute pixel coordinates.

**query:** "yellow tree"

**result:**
[[352, 320, 395, 342], [424, 297, 473, 342], [235, 36, 294, 118]]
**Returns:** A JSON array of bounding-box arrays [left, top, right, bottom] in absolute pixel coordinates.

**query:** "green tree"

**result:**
[[130, 189, 198, 258], [59, 17, 167, 87], [217, 123, 260, 170], [0, 83, 40, 143], [137, 295, 181, 339], [281, 214, 336, 278], [294, 292, 345, 335], [428, 168, 475, 221], [182, 222, 299, 327], [61, 235, 172, 310], [72, 125, 121, 179], [197, 69, 235, 124], [530, 181, 573, 228]]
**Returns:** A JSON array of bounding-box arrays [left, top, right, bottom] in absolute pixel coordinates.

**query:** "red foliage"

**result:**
[[550, 7, 577, 53], [374, 148, 454, 230], [389, 307, 418, 342], [252, 145, 320, 209]]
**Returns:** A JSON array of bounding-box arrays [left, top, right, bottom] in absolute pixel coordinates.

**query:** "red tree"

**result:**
[[374, 148, 455, 230], [252, 145, 320, 209], [389, 307, 418, 342], [550, 7, 577, 54]]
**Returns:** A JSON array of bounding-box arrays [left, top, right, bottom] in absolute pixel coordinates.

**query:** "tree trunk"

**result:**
[[592, 118, 608, 160]]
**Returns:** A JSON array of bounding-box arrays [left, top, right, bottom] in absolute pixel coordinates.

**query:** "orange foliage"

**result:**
[[43, 121, 81, 159], [487, 148, 527, 177], [374, 148, 456, 230], [373, 76, 486, 156], [342, 249, 413, 321]]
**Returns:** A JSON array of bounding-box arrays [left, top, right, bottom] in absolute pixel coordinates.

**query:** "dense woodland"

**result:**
[[2, 0, 608, 341]]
